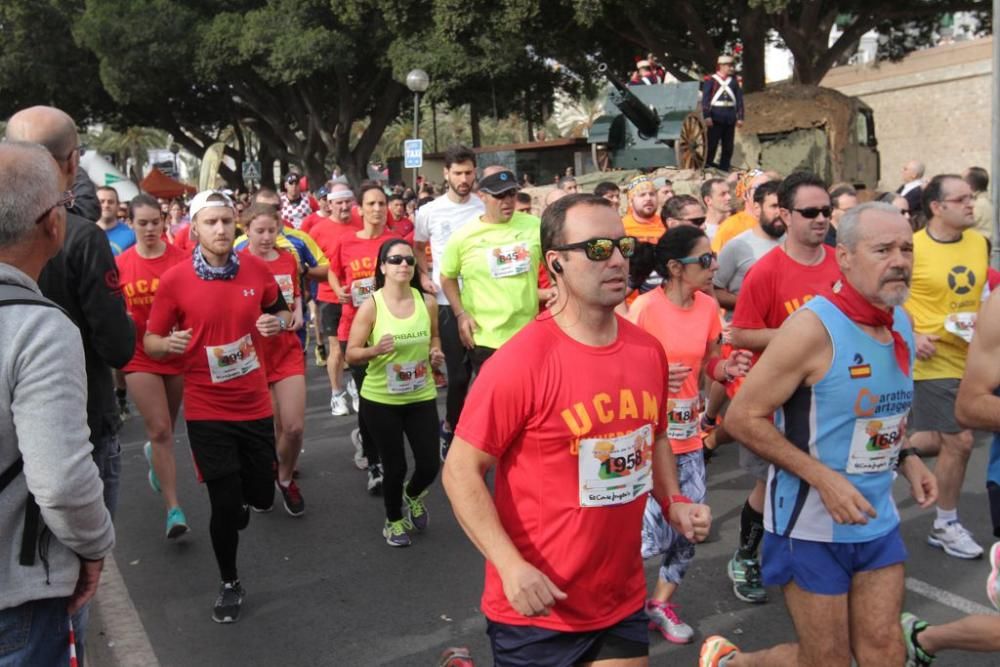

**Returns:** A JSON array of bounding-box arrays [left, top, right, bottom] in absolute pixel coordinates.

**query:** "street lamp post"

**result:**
[[406, 69, 430, 190]]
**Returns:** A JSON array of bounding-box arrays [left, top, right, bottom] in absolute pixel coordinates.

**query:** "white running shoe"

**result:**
[[330, 391, 350, 416], [346, 376, 360, 413], [927, 520, 984, 559], [351, 428, 368, 470]]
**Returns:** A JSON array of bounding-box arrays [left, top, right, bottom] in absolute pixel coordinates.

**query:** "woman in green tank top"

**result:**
[[346, 239, 445, 547]]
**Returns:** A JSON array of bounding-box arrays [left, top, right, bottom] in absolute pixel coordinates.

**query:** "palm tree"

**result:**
[[552, 92, 606, 139], [87, 126, 170, 183]]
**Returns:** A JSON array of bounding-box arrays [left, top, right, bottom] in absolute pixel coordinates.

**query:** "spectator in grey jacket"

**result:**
[[6, 106, 135, 517], [0, 142, 115, 665]]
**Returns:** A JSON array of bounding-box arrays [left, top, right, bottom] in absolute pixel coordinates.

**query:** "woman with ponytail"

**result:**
[[627, 225, 752, 644]]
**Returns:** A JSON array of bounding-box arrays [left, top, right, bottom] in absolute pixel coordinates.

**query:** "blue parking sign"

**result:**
[[404, 139, 423, 168]]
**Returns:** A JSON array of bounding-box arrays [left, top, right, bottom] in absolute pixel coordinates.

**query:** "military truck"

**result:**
[[733, 84, 880, 190]]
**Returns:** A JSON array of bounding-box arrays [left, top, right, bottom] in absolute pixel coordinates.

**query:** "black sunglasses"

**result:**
[[552, 236, 637, 261], [792, 206, 833, 219], [385, 254, 416, 266], [683, 216, 707, 227], [675, 251, 717, 269]]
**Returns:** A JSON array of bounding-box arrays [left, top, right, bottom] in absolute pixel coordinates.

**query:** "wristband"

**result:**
[[705, 357, 731, 383], [661, 494, 694, 513], [896, 447, 919, 466]]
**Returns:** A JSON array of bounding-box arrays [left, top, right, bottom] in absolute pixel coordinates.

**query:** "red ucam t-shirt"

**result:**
[[116, 243, 188, 375], [330, 228, 400, 341], [731, 245, 840, 363], [455, 315, 669, 632], [146, 253, 280, 421], [309, 218, 364, 304]]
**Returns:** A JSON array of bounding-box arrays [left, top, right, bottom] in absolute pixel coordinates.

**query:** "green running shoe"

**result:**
[[404, 488, 429, 531], [143, 442, 161, 494], [383, 518, 412, 547], [901, 612, 936, 667], [166, 506, 189, 539], [728, 552, 767, 603]]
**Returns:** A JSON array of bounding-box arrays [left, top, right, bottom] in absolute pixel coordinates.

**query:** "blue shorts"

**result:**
[[761, 525, 907, 596], [486, 608, 648, 667]]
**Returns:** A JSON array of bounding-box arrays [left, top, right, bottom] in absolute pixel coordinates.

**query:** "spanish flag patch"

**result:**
[[849, 364, 872, 379]]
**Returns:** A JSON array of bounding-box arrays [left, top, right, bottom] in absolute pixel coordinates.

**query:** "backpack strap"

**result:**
[[0, 281, 62, 567]]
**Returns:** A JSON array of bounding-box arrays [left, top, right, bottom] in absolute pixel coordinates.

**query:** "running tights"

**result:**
[[205, 471, 272, 581], [359, 397, 440, 521]]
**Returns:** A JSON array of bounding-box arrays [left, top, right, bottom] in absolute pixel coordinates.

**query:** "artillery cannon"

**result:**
[[588, 63, 708, 171]]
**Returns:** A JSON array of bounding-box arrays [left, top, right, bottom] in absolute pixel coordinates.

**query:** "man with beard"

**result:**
[[414, 146, 484, 460], [714, 181, 783, 311], [623, 175, 666, 244], [721, 172, 842, 605], [702, 202, 937, 667], [712, 171, 772, 253]]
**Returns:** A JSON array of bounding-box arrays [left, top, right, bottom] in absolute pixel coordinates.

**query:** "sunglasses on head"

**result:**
[[675, 251, 717, 269], [792, 206, 833, 219], [385, 254, 416, 266], [552, 236, 637, 261]]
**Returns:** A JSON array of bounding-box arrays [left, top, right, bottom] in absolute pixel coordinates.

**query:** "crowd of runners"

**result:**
[[4, 102, 1000, 666]]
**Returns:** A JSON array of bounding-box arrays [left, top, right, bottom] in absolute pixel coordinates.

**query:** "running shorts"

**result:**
[[318, 300, 342, 338], [262, 334, 305, 384], [186, 418, 277, 483], [909, 378, 962, 434]]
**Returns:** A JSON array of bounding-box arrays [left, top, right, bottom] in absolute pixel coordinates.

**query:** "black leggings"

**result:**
[[439, 305, 471, 428], [340, 342, 380, 467], [359, 397, 440, 521]]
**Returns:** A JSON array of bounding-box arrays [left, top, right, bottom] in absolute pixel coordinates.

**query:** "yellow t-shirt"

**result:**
[[711, 210, 757, 253], [905, 228, 988, 380]]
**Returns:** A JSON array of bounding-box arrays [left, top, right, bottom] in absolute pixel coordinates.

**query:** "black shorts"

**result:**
[[486, 608, 648, 667], [186, 418, 276, 483], [318, 300, 342, 338]]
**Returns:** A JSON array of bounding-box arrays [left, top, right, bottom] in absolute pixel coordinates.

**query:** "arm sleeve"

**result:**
[[69, 222, 136, 369], [13, 311, 114, 559], [731, 267, 770, 329], [714, 241, 740, 290]]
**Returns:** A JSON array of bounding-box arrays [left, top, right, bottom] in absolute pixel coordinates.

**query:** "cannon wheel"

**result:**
[[678, 113, 708, 170], [591, 142, 611, 172]]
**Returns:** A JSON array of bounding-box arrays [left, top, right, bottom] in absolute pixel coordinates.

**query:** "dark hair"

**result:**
[[921, 174, 963, 219], [753, 180, 780, 206], [540, 193, 612, 255], [417, 196, 434, 209], [374, 238, 423, 292], [358, 182, 387, 203], [252, 188, 280, 205], [444, 145, 476, 169], [966, 166, 989, 193], [663, 194, 701, 221], [96, 185, 119, 203], [630, 225, 707, 288], [777, 171, 828, 210], [388, 194, 404, 203], [128, 193, 160, 220], [700, 178, 725, 202], [240, 203, 281, 229], [594, 181, 620, 197], [829, 184, 857, 202], [515, 192, 532, 205]]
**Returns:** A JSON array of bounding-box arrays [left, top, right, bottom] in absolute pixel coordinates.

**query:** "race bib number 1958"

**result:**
[[578, 424, 654, 507]]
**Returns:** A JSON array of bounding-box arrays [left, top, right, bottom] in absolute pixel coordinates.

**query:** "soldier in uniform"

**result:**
[[702, 55, 744, 172]]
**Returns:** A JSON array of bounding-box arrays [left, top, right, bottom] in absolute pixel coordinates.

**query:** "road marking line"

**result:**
[[905, 576, 998, 616]]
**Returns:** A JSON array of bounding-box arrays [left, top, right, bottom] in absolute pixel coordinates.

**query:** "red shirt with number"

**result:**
[[238, 248, 303, 383], [116, 244, 188, 375], [455, 315, 669, 632], [309, 219, 364, 304], [330, 229, 400, 341], [146, 253, 279, 421]]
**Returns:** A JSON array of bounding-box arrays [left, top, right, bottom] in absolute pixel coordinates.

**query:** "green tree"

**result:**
[[87, 126, 170, 183]]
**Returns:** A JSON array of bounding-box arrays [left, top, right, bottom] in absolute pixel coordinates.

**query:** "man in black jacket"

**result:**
[[5, 106, 135, 517]]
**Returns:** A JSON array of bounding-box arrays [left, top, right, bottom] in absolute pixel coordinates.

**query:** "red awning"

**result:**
[[140, 168, 196, 199]]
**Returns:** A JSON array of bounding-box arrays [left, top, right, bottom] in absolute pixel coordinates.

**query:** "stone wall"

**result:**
[[822, 38, 991, 191]]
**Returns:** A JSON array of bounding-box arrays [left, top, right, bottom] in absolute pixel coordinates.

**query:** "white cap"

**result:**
[[188, 189, 235, 221]]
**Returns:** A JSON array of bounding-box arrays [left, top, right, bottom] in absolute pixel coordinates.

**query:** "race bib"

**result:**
[[274, 274, 295, 307], [578, 424, 654, 507], [386, 360, 428, 394], [487, 242, 531, 279], [205, 334, 260, 384], [666, 397, 699, 440], [350, 277, 376, 307], [846, 414, 906, 474], [944, 312, 977, 344]]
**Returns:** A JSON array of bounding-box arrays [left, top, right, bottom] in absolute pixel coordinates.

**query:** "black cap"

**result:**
[[285, 172, 301, 184], [479, 170, 519, 195]]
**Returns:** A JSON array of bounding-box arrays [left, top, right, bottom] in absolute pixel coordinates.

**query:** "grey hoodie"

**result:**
[[0, 263, 114, 610]]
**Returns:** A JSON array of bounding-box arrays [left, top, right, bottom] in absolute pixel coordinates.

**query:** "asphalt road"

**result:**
[[93, 362, 1000, 666]]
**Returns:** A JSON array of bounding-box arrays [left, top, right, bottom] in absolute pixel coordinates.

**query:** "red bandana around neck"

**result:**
[[826, 275, 910, 377]]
